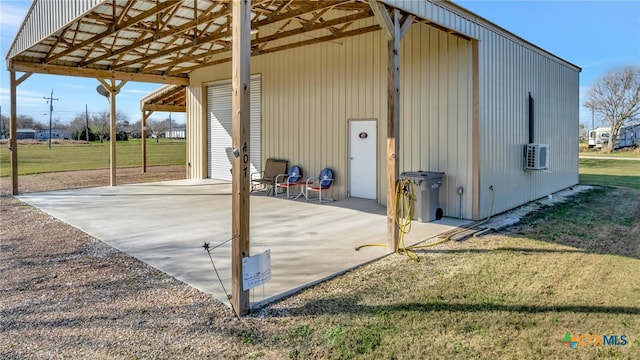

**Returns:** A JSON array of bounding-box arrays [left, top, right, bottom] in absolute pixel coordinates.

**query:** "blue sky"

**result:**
[[0, 0, 183, 125], [1, 0, 639, 128], [456, 0, 640, 128]]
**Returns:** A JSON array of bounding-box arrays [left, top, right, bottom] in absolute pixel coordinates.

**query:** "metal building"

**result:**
[[5, 0, 580, 221], [185, 1, 580, 220], [6, 0, 580, 315]]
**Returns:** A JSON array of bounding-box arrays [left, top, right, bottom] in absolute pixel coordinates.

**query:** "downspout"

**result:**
[[528, 92, 534, 144]]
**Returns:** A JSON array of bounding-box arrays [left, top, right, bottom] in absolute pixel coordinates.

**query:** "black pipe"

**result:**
[[528, 92, 534, 144]]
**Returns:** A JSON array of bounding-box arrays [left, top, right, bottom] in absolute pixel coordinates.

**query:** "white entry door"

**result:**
[[349, 119, 377, 199]]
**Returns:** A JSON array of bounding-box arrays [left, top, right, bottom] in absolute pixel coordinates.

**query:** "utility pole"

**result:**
[[43, 89, 59, 149], [85, 104, 89, 142], [169, 112, 172, 140]]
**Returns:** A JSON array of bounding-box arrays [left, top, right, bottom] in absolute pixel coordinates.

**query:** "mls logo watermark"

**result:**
[[563, 333, 628, 349]]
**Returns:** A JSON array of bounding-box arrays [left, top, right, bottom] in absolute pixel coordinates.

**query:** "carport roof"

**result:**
[[140, 84, 186, 113], [7, 0, 497, 85], [5, 0, 581, 85], [6, 0, 389, 84]]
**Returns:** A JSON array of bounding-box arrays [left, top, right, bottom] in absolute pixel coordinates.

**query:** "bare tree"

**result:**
[[70, 113, 87, 136], [146, 118, 170, 142], [578, 123, 587, 141], [89, 110, 130, 143], [128, 120, 142, 138], [0, 115, 48, 138], [90, 112, 110, 143], [584, 66, 640, 151], [0, 115, 7, 138], [14, 115, 46, 130]]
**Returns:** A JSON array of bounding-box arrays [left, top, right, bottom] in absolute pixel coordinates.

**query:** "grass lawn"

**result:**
[[0, 139, 185, 177], [249, 159, 640, 358], [256, 189, 639, 359], [579, 158, 640, 188]]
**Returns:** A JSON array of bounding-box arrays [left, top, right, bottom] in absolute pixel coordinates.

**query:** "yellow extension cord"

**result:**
[[355, 180, 496, 261]]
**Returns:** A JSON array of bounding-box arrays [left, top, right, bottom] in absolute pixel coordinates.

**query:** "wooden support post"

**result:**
[[9, 71, 18, 195], [98, 78, 127, 186], [142, 110, 152, 173], [386, 9, 401, 253], [110, 86, 117, 186], [231, 0, 251, 316], [382, 7, 413, 252]]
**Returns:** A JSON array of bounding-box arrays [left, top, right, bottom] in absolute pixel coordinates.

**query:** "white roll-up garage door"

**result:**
[[207, 75, 261, 180]]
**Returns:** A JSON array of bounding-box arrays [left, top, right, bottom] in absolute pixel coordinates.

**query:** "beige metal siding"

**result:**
[[187, 22, 474, 218], [477, 29, 579, 218], [186, 5, 579, 220], [383, 0, 580, 219], [186, 84, 205, 178], [400, 25, 474, 219]]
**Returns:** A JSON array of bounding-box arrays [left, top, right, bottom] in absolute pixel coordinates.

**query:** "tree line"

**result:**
[[0, 111, 178, 142]]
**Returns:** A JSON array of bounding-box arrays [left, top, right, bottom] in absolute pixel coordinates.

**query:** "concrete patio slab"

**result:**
[[18, 179, 469, 309]]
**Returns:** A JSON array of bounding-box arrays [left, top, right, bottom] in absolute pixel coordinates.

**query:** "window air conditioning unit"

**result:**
[[523, 144, 549, 170]]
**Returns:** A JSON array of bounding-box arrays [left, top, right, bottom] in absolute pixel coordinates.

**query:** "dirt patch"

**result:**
[[0, 165, 185, 196], [1, 168, 291, 359]]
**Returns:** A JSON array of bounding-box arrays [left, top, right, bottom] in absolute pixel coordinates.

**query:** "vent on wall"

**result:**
[[523, 144, 549, 170]]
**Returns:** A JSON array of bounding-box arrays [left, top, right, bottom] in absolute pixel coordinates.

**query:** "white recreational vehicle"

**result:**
[[588, 127, 610, 149], [589, 125, 638, 149]]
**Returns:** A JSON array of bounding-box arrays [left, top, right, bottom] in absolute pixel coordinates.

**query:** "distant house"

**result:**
[[165, 128, 186, 139], [35, 129, 71, 141], [16, 128, 36, 139]]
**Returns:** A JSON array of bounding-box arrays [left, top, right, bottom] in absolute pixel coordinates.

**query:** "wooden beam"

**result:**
[[231, 0, 251, 317], [81, 6, 233, 67], [8, 61, 188, 85], [141, 104, 186, 112], [111, 1, 352, 71], [45, 1, 182, 63], [368, 0, 393, 40], [16, 72, 32, 86], [257, 25, 379, 55], [144, 9, 373, 73], [169, 24, 380, 75], [9, 71, 18, 195], [400, 15, 415, 37]]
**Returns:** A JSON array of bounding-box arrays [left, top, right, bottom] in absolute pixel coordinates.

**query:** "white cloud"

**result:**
[[123, 89, 154, 94], [0, 88, 54, 110]]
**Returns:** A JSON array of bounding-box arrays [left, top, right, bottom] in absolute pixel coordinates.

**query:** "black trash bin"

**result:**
[[400, 171, 444, 222]]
